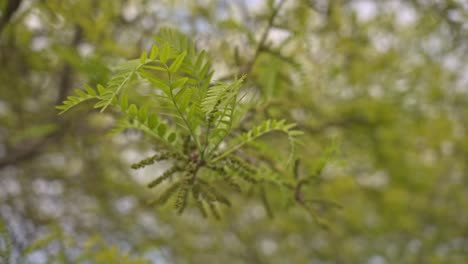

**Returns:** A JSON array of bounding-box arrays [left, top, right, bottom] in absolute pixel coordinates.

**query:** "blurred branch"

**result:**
[[303, 0, 329, 15], [0, 26, 83, 170], [217, 0, 286, 81], [56, 25, 83, 104], [0, 132, 59, 169], [261, 46, 299, 67], [0, 0, 22, 35], [244, 0, 286, 74]]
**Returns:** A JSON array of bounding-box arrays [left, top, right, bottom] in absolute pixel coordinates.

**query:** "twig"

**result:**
[[56, 25, 83, 104], [245, 0, 287, 74], [216, 0, 287, 81]]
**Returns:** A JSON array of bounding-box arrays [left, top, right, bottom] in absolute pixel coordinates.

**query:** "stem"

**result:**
[[216, 0, 287, 81], [101, 63, 143, 112], [210, 141, 244, 163], [245, 0, 286, 74], [211, 125, 287, 163], [205, 1, 287, 159], [167, 70, 203, 153], [200, 118, 212, 160], [205, 105, 234, 159]]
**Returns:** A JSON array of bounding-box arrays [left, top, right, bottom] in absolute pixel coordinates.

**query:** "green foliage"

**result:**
[[56, 85, 101, 114], [212, 119, 303, 162], [73, 235, 152, 263], [58, 28, 303, 217], [0, 221, 148, 263], [3, 0, 468, 263], [202, 76, 245, 156]]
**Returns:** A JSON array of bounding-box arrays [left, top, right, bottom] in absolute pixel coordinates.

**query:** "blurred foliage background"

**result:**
[[0, 0, 467, 263]]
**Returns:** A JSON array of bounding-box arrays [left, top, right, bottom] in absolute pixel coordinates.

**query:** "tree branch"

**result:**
[[0, 26, 83, 170], [216, 0, 287, 81], [0, 0, 23, 35], [56, 25, 83, 104], [0, 130, 62, 169], [245, 0, 286, 74]]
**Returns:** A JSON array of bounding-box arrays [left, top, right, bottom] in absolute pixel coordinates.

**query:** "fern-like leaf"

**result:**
[[201, 76, 246, 156], [212, 119, 303, 162], [136, 29, 215, 152], [201, 75, 245, 114], [114, 103, 179, 150], [96, 59, 144, 112], [56, 85, 100, 114]]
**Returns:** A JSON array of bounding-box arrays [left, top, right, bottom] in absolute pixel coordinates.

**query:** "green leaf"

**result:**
[[97, 84, 106, 95], [56, 85, 100, 114], [139, 70, 171, 95], [140, 51, 147, 64], [168, 132, 176, 143], [195, 50, 206, 70], [160, 42, 170, 64], [143, 65, 166, 72], [171, 77, 189, 89], [138, 106, 148, 123], [150, 45, 159, 60], [147, 114, 158, 129], [85, 85, 97, 96], [157, 123, 167, 137], [174, 86, 192, 110], [201, 75, 245, 114], [98, 59, 143, 112], [169, 50, 187, 73], [128, 104, 138, 117], [74, 88, 87, 97], [120, 94, 128, 110], [212, 119, 303, 162]]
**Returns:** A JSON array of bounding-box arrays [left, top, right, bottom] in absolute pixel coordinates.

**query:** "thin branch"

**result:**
[[261, 46, 299, 67], [56, 25, 83, 104], [245, 0, 286, 74], [0, 0, 22, 35], [0, 132, 58, 169], [216, 0, 287, 81], [167, 71, 203, 153]]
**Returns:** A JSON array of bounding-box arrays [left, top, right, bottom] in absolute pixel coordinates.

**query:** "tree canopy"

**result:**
[[0, 0, 467, 263]]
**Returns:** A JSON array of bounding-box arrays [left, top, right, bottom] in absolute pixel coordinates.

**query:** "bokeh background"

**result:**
[[0, 0, 467, 263]]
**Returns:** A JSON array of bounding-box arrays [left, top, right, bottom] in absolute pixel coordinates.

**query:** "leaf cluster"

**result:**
[[57, 28, 303, 217]]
